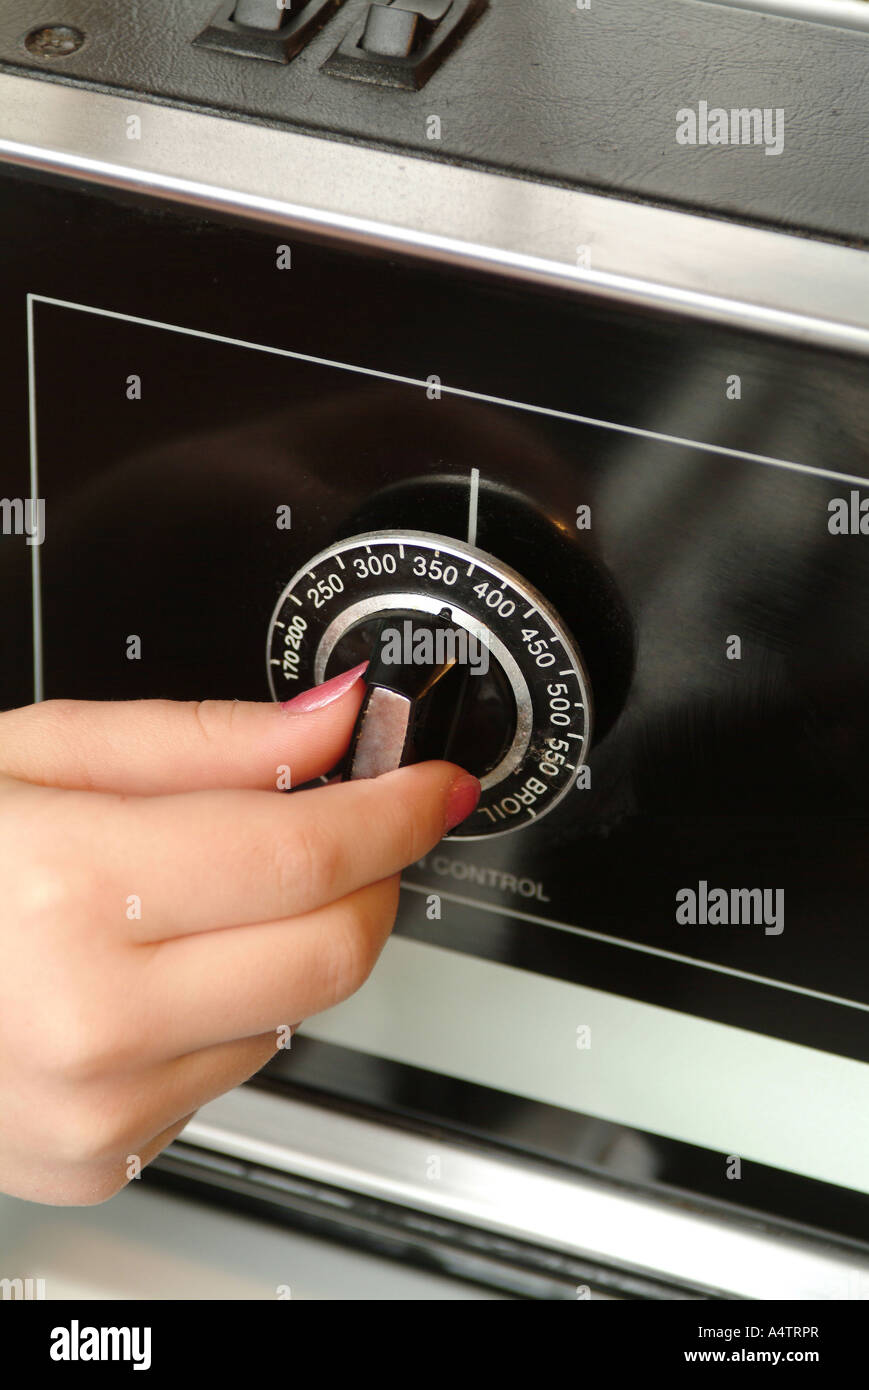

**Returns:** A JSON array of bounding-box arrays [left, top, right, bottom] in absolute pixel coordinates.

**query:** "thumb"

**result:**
[[0, 663, 368, 794]]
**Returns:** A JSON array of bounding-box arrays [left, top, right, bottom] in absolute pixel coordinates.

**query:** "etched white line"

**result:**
[[26, 296, 42, 702], [29, 296, 868, 489], [467, 466, 480, 546], [398, 882, 869, 1013]]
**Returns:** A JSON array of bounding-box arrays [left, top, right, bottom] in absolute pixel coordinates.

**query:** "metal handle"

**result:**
[[342, 611, 467, 779]]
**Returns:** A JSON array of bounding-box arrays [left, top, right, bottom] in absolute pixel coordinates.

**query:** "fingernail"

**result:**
[[280, 662, 368, 713], [444, 774, 481, 832]]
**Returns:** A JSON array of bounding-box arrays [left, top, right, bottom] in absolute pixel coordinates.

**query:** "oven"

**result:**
[[1, 0, 868, 1301]]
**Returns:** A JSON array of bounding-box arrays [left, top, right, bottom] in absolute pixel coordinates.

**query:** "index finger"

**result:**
[[0, 664, 367, 794]]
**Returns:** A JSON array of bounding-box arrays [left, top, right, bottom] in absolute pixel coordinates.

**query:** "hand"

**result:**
[[0, 668, 479, 1204]]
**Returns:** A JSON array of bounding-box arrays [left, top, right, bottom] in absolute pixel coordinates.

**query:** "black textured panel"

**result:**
[[0, 0, 867, 243]]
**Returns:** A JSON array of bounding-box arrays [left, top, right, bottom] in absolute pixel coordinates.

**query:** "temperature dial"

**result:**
[[266, 530, 592, 839]]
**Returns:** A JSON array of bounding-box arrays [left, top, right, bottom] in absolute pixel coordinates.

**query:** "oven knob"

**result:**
[[266, 530, 592, 839]]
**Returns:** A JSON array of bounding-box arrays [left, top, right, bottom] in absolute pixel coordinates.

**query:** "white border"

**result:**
[[28, 294, 869, 486]]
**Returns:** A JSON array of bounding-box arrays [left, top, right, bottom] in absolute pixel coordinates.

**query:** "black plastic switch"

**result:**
[[232, 0, 286, 31], [195, 0, 344, 63]]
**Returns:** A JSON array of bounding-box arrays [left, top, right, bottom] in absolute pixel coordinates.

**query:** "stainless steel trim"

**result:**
[[180, 1087, 869, 1300], [1, 74, 869, 352], [699, 0, 869, 31], [347, 686, 413, 780]]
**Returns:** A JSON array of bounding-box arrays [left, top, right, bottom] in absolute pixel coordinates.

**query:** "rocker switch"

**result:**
[[361, 2, 453, 59], [232, 0, 287, 30]]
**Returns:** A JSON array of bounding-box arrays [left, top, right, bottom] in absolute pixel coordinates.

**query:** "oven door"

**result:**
[[1, 75, 868, 1300]]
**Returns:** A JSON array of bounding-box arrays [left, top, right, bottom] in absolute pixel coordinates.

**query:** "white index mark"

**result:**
[[288, 594, 302, 606], [559, 669, 572, 676], [523, 607, 536, 619], [273, 621, 285, 628], [335, 554, 345, 569], [467, 467, 479, 546]]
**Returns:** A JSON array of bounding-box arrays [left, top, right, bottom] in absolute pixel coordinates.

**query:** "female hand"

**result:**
[[0, 666, 479, 1205]]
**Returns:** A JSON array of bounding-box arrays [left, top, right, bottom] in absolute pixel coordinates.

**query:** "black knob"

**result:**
[[338, 609, 517, 780], [267, 529, 595, 837]]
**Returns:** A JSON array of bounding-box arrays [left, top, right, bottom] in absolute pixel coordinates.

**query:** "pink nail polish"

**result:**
[[444, 774, 481, 832], [280, 662, 368, 713]]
